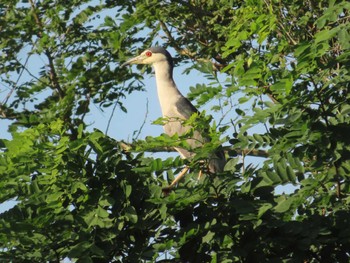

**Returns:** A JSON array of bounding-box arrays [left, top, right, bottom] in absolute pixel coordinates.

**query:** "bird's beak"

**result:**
[[121, 54, 145, 67]]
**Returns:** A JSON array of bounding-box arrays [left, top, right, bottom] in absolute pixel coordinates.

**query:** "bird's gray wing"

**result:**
[[175, 96, 199, 119], [167, 96, 226, 169]]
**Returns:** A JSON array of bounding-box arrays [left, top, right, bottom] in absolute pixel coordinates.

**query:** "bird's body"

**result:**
[[151, 52, 202, 160], [122, 47, 225, 186]]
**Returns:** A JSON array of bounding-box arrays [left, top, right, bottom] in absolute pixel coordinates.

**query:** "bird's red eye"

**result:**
[[145, 51, 152, 57]]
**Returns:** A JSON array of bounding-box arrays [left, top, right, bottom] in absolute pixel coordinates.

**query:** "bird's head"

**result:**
[[121, 47, 173, 68]]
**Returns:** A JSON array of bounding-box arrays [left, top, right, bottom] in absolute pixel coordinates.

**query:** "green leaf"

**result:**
[[89, 131, 104, 155], [202, 231, 215, 243], [270, 77, 293, 95], [275, 162, 289, 183], [68, 241, 91, 258], [258, 203, 273, 218], [274, 196, 295, 213], [314, 27, 339, 43], [125, 206, 138, 224], [124, 184, 132, 198], [224, 158, 239, 172], [338, 26, 350, 49], [286, 165, 296, 182]]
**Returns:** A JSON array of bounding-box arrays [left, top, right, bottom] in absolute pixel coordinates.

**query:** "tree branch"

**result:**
[[118, 141, 269, 158], [29, 0, 65, 99], [159, 21, 225, 70]]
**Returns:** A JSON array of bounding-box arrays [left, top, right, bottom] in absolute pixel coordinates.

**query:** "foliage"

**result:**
[[1, 0, 350, 262]]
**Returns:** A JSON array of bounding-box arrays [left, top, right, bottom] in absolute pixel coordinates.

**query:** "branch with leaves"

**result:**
[[118, 140, 268, 158]]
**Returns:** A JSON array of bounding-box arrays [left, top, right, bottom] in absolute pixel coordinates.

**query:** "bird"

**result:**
[[122, 46, 226, 189]]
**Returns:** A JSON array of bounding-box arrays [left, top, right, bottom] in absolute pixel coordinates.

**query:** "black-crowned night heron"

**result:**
[[122, 47, 226, 189]]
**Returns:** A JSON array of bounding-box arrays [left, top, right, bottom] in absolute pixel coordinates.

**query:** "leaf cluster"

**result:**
[[1, 0, 350, 262]]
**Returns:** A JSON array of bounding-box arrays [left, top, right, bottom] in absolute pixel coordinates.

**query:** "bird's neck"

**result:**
[[153, 61, 183, 116]]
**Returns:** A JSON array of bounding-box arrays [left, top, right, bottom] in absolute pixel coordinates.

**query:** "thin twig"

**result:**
[[1, 49, 33, 107], [159, 21, 225, 70], [133, 98, 149, 140], [159, 21, 196, 57], [106, 100, 119, 135]]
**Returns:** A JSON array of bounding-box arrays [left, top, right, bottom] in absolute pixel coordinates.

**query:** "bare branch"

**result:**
[[106, 100, 119, 135], [133, 98, 149, 140]]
